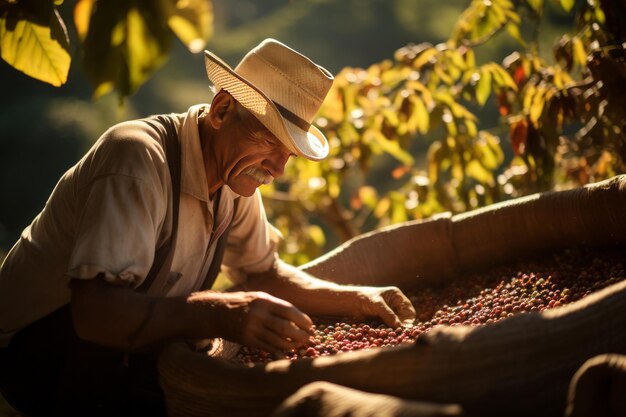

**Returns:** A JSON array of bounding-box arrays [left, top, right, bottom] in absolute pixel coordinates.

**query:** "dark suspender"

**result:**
[[200, 197, 238, 291], [137, 114, 234, 294], [136, 115, 181, 293]]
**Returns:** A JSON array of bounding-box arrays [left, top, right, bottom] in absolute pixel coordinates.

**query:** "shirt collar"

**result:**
[[180, 103, 212, 203]]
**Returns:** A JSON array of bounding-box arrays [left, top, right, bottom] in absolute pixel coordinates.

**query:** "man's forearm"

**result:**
[[246, 260, 360, 318], [70, 278, 210, 352]]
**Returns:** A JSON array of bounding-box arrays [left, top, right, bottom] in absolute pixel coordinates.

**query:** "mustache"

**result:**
[[242, 166, 274, 185]]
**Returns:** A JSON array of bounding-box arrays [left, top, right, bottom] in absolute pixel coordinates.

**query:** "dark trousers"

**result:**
[[0, 305, 166, 417]]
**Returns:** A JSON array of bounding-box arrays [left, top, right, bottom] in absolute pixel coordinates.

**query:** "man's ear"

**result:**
[[207, 91, 236, 129]]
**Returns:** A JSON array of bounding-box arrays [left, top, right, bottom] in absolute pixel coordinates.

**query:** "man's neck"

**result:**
[[198, 116, 224, 200]]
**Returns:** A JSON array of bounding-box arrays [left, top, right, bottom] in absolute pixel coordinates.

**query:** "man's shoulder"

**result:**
[[81, 117, 177, 181]]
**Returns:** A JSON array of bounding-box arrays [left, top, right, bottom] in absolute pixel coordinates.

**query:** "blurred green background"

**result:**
[[0, 0, 573, 259]]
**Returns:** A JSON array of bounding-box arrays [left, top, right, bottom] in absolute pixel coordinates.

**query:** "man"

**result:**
[[0, 39, 416, 416]]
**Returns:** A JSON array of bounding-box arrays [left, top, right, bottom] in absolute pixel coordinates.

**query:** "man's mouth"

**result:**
[[242, 166, 273, 185]]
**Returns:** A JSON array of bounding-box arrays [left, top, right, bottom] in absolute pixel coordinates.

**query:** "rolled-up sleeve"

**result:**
[[67, 173, 167, 287], [221, 190, 282, 284]]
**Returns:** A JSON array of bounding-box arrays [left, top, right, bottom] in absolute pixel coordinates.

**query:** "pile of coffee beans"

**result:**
[[234, 248, 625, 364]]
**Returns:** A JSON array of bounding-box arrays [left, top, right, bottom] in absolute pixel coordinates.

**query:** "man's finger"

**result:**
[[252, 339, 286, 360], [258, 327, 302, 352], [375, 300, 402, 328], [266, 301, 314, 334], [265, 314, 311, 344], [391, 292, 417, 322]]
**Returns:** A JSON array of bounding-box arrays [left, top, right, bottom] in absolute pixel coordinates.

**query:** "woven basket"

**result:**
[[158, 175, 626, 417]]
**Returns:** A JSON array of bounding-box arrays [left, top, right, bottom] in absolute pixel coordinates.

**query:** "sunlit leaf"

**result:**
[[560, 0, 575, 12], [476, 131, 503, 169], [446, 48, 466, 70], [451, 0, 515, 45], [327, 171, 340, 198], [523, 83, 536, 110], [409, 95, 429, 134], [412, 47, 438, 68], [464, 48, 476, 68], [374, 197, 391, 219], [162, 0, 212, 53], [82, 0, 171, 100], [571, 37, 587, 67], [427, 141, 442, 183], [526, 0, 543, 14], [466, 119, 478, 137], [74, 0, 94, 41], [0, 7, 70, 86], [451, 154, 463, 181], [466, 159, 493, 183], [505, 22, 526, 47], [307, 225, 326, 247], [476, 69, 492, 106], [489, 63, 517, 89], [390, 192, 408, 224], [364, 129, 414, 165], [529, 86, 545, 125], [358, 186, 378, 209]]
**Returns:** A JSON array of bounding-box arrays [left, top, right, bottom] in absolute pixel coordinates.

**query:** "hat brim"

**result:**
[[203, 50, 329, 161]]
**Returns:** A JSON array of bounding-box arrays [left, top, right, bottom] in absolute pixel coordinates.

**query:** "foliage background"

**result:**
[[0, 0, 583, 260]]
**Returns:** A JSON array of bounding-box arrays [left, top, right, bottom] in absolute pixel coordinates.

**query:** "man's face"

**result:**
[[220, 103, 294, 197]]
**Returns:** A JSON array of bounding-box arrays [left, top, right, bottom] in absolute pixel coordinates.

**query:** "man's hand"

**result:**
[[188, 291, 313, 356], [351, 286, 417, 328]]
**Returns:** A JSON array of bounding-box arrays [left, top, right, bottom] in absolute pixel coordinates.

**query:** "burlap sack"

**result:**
[[565, 353, 626, 417], [270, 381, 462, 417], [302, 175, 626, 288], [158, 175, 626, 417]]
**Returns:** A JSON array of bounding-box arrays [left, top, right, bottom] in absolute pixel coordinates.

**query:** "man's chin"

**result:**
[[229, 184, 258, 197]]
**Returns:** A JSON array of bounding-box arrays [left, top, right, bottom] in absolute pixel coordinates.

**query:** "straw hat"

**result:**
[[204, 39, 334, 161]]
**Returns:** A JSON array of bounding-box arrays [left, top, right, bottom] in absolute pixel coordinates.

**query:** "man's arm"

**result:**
[[70, 276, 313, 355], [244, 259, 417, 328]]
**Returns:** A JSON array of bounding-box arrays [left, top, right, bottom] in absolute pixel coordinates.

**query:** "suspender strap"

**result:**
[[136, 115, 181, 294], [199, 197, 239, 291]]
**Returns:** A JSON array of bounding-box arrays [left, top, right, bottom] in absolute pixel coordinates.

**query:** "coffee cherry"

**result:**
[[233, 249, 626, 364]]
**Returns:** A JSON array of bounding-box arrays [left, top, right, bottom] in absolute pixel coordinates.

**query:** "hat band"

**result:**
[[273, 101, 311, 131]]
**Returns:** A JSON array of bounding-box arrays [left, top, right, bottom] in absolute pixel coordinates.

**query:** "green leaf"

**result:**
[[82, 0, 171, 100], [412, 47, 438, 68], [307, 225, 326, 247], [492, 63, 518, 89], [529, 86, 545, 125], [560, 0, 575, 12], [451, 0, 515, 45], [358, 186, 378, 209], [364, 129, 414, 165], [571, 37, 587, 67], [526, 0, 544, 14], [409, 95, 429, 134], [476, 69, 492, 106], [466, 159, 493, 183], [73, 0, 94, 41], [161, 0, 213, 53], [390, 191, 408, 224], [0, 7, 70, 86], [475, 131, 503, 170]]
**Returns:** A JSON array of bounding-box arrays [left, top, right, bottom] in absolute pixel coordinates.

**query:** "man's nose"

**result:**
[[263, 152, 291, 178]]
